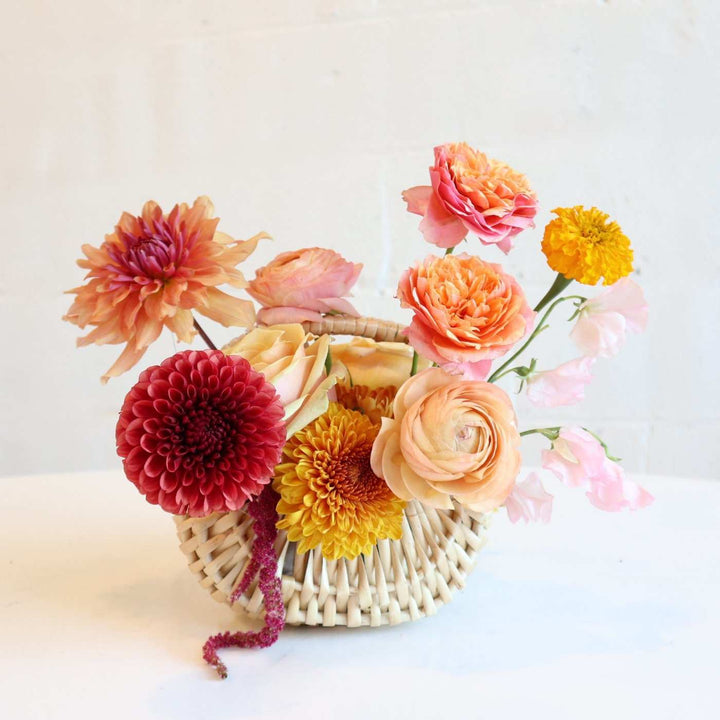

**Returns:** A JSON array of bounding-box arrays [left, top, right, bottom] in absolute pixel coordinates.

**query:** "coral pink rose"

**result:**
[[370, 368, 522, 512], [505, 472, 553, 524], [247, 247, 362, 325], [223, 324, 336, 438], [570, 278, 648, 358], [526, 357, 595, 407], [542, 426, 653, 512], [402, 142, 538, 253], [397, 254, 534, 380]]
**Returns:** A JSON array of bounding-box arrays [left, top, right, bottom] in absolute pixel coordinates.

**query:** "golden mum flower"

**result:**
[[274, 403, 406, 560], [541, 206, 634, 286], [334, 381, 397, 425]]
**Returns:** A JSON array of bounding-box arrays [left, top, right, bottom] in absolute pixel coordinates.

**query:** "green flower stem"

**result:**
[[534, 272, 574, 313], [410, 350, 420, 376], [519, 427, 561, 441], [444, 246, 455, 256], [487, 294, 586, 383], [324, 347, 333, 376]]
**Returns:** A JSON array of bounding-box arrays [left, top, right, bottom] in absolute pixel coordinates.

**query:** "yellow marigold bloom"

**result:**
[[274, 403, 406, 560], [334, 381, 397, 425], [541, 206, 634, 286]]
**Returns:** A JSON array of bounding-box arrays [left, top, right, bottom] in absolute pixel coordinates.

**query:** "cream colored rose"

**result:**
[[224, 324, 336, 438], [331, 337, 430, 389], [370, 367, 521, 512]]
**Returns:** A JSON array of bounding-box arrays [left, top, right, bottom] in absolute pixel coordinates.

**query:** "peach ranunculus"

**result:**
[[247, 247, 362, 325], [223, 324, 336, 438], [402, 142, 538, 254], [370, 368, 522, 512], [397, 254, 534, 380], [330, 337, 431, 389], [64, 196, 264, 382]]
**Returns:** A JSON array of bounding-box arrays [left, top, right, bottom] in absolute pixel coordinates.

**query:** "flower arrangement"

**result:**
[[65, 142, 652, 678]]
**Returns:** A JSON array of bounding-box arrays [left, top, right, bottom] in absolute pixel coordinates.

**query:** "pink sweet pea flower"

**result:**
[[402, 143, 538, 254], [526, 357, 595, 407], [505, 472, 553, 524], [570, 278, 648, 358], [247, 247, 362, 325], [542, 426, 653, 512]]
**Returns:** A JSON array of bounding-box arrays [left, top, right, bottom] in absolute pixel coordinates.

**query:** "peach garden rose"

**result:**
[[397, 253, 534, 380], [247, 247, 362, 325], [370, 368, 521, 512]]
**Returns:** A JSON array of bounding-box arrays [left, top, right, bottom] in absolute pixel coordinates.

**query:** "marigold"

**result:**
[[541, 206, 633, 286], [64, 196, 265, 381], [274, 403, 406, 560], [334, 381, 397, 424]]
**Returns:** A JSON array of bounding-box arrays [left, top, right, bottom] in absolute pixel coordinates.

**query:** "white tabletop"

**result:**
[[1, 470, 718, 719]]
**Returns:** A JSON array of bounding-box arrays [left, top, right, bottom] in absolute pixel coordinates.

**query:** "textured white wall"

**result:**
[[1, 0, 718, 479]]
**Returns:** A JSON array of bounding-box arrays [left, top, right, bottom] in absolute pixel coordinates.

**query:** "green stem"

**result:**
[[324, 348, 333, 376], [520, 427, 561, 441], [534, 273, 573, 313], [444, 246, 455, 256], [410, 350, 420, 376], [487, 295, 586, 383]]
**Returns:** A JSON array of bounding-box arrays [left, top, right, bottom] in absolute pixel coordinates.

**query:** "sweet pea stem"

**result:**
[[193, 317, 217, 351], [487, 295, 586, 383]]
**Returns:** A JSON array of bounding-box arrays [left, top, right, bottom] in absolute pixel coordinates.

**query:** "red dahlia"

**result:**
[[116, 350, 286, 516]]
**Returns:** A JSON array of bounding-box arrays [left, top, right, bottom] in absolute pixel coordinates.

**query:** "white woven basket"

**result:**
[[174, 316, 492, 628]]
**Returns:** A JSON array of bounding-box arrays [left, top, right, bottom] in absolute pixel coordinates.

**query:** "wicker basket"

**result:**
[[175, 316, 492, 628]]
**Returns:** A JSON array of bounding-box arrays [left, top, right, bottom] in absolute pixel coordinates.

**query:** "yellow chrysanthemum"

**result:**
[[274, 403, 406, 560], [541, 206, 634, 286], [334, 381, 397, 425]]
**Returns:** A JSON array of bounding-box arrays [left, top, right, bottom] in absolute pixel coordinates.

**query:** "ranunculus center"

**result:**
[[454, 423, 481, 453]]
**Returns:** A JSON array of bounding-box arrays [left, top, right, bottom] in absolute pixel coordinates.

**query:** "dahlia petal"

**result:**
[[102, 343, 148, 384], [197, 288, 256, 328]]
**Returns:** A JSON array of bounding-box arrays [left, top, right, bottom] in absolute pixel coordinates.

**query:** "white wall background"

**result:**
[[1, 0, 718, 479]]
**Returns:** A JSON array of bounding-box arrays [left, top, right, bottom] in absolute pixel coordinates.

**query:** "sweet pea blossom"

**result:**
[[570, 278, 648, 358], [505, 472, 553, 524], [526, 357, 595, 407], [542, 426, 653, 512]]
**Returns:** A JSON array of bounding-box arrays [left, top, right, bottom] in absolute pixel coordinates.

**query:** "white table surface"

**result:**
[[1, 470, 718, 719]]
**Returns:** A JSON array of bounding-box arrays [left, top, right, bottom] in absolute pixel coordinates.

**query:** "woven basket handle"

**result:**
[[301, 315, 408, 343]]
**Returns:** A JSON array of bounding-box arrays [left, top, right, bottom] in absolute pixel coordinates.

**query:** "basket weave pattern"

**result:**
[[175, 316, 491, 628]]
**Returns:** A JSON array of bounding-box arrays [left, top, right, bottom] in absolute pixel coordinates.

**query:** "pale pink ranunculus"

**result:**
[[402, 142, 538, 253], [397, 254, 534, 380], [505, 472, 553, 524], [370, 367, 522, 512], [526, 357, 595, 407], [247, 247, 362, 325], [570, 278, 648, 358], [541, 426, 653, 512], [223, 324, 336, 438]]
